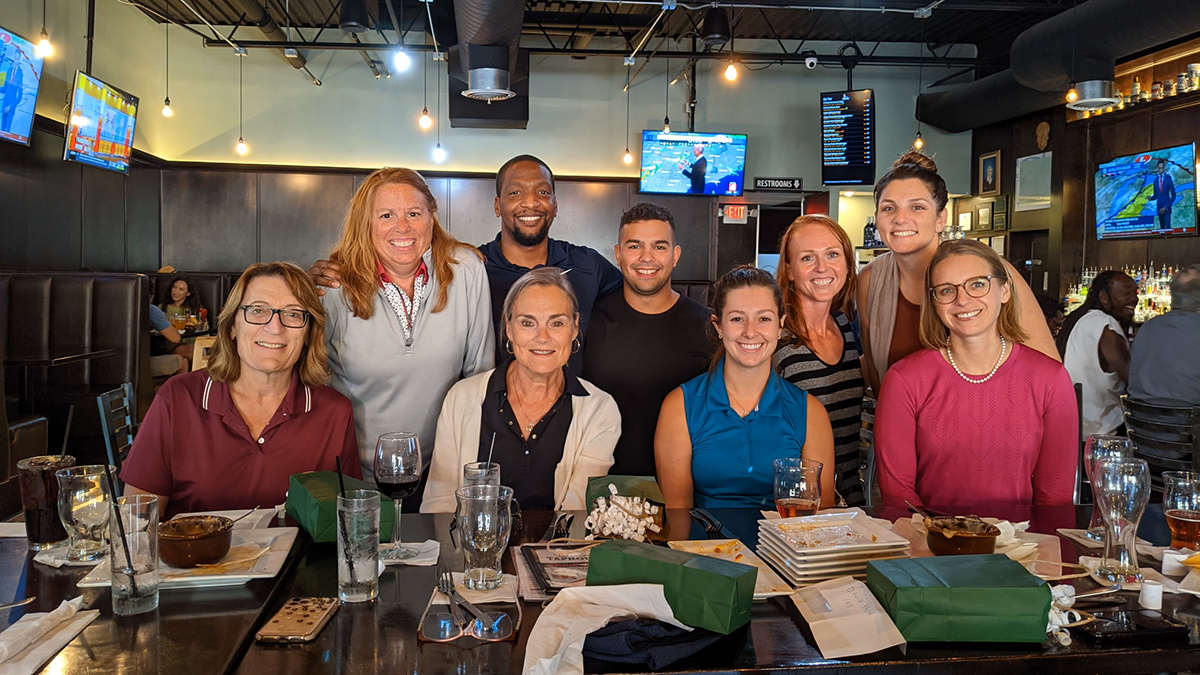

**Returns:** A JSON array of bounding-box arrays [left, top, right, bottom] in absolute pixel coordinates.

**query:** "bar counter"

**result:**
[[4, 505, 1200, 675]]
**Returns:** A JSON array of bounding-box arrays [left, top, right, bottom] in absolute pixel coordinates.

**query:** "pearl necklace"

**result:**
[[945, 336, 1007, 384]]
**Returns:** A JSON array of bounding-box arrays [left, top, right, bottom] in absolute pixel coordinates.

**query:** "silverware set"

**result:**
[[690, 509, 726, 540], [423, 565, 514, 642]]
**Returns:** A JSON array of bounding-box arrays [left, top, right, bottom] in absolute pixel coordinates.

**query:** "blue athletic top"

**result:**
[[681, 357, 809, 509]]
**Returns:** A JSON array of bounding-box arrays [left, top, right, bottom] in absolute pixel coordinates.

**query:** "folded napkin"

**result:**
[[524, 584, 685, 675], [1077, 555, 1178, 593], [1057, 528, 1153, 551], [0, 524, 27, 538], [582, 618, 721, 670], [0, 598, 100, 675], [381, 540, 440, 567], [430, 573, 519, 605], [32, 548, 100, 569]]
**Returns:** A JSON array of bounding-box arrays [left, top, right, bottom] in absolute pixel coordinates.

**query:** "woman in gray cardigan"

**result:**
[[422, 268, 620, 513], [322, 168, 494, 493]]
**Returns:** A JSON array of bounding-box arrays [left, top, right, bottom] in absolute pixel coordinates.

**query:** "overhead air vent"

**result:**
[[462, 45, 514, 102], [702, 7, 731, 47], [1066, 79, 1121, 111]]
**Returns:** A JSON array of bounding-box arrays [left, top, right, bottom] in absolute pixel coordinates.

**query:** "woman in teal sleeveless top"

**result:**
[[656, 266, 835, 509]]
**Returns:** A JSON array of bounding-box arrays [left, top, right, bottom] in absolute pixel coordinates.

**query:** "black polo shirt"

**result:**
[[478, 360, 589, 511]]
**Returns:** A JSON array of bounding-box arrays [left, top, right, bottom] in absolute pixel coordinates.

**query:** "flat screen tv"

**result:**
[[639, 130, 747, 196], [0, 25, 45, 146], [1095, 143, 1197, 239], [820, 89, 875, 186], [63, 71, 138, 174]]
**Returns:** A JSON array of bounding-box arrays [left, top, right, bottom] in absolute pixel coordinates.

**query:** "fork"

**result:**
[[553, 514, 574, 540], [437, 567, 488, 622], [435, 566, 465, 628], [690, 509, 725, 540]]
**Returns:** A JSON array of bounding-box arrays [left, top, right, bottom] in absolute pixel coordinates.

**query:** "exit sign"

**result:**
[[722, 204, 748, 223]]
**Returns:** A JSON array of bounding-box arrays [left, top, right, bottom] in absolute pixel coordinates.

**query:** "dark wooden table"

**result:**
[[4, 505, 1200, 675], [4, 347, 117, 414]]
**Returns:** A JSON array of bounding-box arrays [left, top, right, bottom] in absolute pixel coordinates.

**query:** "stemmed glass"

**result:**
[[374, 432, 422, 561], [1083, 435, 1131, 540], [1093, 457, 1150, 584]]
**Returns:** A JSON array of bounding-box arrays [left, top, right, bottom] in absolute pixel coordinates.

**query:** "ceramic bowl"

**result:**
[[158, 515, 234, 568], [925, 515, 1001, 556]]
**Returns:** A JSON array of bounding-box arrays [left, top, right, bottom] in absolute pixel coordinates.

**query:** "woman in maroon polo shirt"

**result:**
[[122, 262, 362, 517]]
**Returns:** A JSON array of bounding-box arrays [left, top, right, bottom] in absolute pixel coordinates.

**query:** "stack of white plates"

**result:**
[[756, 510, 910, 586]]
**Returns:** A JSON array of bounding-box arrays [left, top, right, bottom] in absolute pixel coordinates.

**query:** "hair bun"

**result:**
[[892, 150, 938, 174]]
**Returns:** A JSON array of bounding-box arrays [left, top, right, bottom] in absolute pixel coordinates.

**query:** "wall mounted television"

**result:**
[[0, 25, 45, 146], [63, 71, 138, 174], [1095, 143, 1197, 239], [820, 89, 875, 186], [639, 130, 747, 196]]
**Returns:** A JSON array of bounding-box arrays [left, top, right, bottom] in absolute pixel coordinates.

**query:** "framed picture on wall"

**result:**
[[979, 151, 1001, 196], [977, 204, 992, 229], [958, 211, 972, 231], [993, 213, 1008, 230], [990, 235, 1006, 256], [993, 195, 1009, 215], [1015, 152, 1053, 211]]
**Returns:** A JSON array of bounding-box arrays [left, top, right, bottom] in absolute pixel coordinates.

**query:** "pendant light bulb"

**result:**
[[1066, 83, 1079, 103], [623, 149, 634, 165], [394, 48, 412, 72], [913, 131, 924, 150], [236, 137, 248, 155], [35, 30, 52, 58], [724, 62, 737, 81], [162, 98, 173, 117], [663, 116, 670, 133], [432, 143, 447, 163], [418, 107, 432, 130]]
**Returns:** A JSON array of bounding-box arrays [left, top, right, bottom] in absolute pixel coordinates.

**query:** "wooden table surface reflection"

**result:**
[[6, 505, 1200, 674]]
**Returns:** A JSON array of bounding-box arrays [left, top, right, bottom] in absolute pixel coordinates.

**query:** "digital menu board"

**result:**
[[63, 71, 138, 174], [821, 89, 875, 186]]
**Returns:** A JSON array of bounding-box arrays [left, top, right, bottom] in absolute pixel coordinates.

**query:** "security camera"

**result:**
[[801, 50, 818, 69]]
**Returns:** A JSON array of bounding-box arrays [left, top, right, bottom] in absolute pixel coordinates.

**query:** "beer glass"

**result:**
[[1094, 457, 1150, 584], [1163, 471, 1200, 550], [56, 465, 115, 562], [773, 458, 823, 518], [1083, 435, 1131, 540], [455, 485, 513, 591]]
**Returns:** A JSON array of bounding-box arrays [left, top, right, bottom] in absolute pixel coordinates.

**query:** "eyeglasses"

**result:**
[[238, 305, 310, 328], [929, 275, 999, 304]]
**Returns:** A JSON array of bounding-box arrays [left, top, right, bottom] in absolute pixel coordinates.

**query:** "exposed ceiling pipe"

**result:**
[[230, 0, 308, 68], [915, 70, 1066, 133]]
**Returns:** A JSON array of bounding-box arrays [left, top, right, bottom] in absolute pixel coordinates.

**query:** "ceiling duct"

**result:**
[[230, 0, 307, 68], [1066, 79, 1121, 111], [339, 0, 370, 33], [451, 0, 524, 101], [702, 7, 731, 47], [917, 0, 1200, 132]]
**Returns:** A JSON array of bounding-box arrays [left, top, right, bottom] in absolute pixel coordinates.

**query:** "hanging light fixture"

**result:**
[[662, 25, 670, 133], [418, 50, 432, 129], [394, 49, 411, 72], [724, 59, 737, 81], [235, 57, 248, 155], [35, 0, 52, 58], [913, 24, 924, 152], [162, 25, 173, 117], [623, 66, 634, 164], [431, 50, 446, 163], [913, 131, 924, 150], [1066, 83, 1079, 103]]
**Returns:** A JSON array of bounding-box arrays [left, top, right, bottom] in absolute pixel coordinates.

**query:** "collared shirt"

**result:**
[[121, 369, 361, 517], [478, 360, 587, 511], [478, 234, 623, 372], [680, 357, 809, 509]]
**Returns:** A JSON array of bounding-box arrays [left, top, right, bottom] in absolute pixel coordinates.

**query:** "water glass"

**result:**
[[337, 489, 380, 603], [773, 458, 823, 518], [110, 494, 159, 615], [56, 465, 115, 563], [463, 462, 501, 487], [374, 432, 422, 561], [455, 485, 513, 591], [1083, 435, 1131, 540], [1163, 471, 1200, 549], [1094, 457, 1150, 584], [17, 455, 75, 551]]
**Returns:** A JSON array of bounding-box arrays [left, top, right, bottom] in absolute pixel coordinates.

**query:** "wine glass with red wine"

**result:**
[[374, 432, 422, 561]]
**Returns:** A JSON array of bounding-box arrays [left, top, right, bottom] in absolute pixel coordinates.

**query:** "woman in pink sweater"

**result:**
[[875, 240, 1077, 508]]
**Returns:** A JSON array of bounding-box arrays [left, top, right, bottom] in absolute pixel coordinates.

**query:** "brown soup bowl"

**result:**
[[159, 515, 234, 568], [925, 516, 1002, 556]]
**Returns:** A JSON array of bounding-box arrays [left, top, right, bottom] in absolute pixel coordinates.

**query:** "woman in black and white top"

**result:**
[[774, 215, 866, 506]]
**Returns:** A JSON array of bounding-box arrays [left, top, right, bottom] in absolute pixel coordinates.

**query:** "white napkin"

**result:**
[[32, 547, 100, 569], [523, 584, 685, 675], [431, 572, 519, 605], [1077, 556, 1179, 593], [792, 577, 906, 658], [1057, 528, 1153, 550], [0, 524, 27, 538], [0, 598, 100, 675], [381, 540, 440, 566]]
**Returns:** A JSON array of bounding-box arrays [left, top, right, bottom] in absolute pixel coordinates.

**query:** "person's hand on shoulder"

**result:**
[[307, 259, 344, 295]]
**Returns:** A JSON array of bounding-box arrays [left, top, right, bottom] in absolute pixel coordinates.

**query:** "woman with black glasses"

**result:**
[[122, 262, 361, 517], [873, 240, 1077, 509]]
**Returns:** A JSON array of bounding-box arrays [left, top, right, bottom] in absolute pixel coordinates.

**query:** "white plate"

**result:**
[[756, 526, 908, 561], [758, 512, 910, 557], [668, 539, 793, 599], [78, 527, 298, 589], [757, 546, 866, 585], [756, 533, 908, 573]]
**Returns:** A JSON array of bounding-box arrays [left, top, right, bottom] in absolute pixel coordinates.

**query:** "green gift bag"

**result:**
[[866, 554, 1052, 643], [585, 539, 756, 634], [285, 471, 395, 543]]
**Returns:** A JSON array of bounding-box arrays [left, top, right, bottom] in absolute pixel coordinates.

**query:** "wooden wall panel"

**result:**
[[161, 171, 258, 273], [81, 168, 127, 271], [259, 173, 355, 268], [0, 129, 83, 270], [125, 166, 162, 272]]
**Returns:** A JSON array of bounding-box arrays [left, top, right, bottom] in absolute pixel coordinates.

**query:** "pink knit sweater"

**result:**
[[875, 343, 1078, 507]]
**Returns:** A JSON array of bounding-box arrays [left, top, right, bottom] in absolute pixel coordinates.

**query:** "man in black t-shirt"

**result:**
[[582, 203, 713, 477]]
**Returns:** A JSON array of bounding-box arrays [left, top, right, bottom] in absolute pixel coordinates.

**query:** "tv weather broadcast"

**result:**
[[0, 26, 44, 146], [639, 130, 747, 196], [63, 71, 138, 174], [1094, 144, 1197, 240]]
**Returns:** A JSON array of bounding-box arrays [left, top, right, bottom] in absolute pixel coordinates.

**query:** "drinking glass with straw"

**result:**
[[336, 457, 380, 602]]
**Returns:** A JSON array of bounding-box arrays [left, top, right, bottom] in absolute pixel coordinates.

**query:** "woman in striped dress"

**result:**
[[774, 215, 866, 506]]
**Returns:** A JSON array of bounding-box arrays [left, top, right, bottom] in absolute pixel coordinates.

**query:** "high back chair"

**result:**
[[97, 382, 136, 495], [1122, 395, 1200, 495]]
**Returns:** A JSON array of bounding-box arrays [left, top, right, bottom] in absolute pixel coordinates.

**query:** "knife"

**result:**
[[0, 597, 35, 611]]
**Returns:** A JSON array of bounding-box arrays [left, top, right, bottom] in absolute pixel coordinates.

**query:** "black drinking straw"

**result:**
[[103, 464, 140, 596], [60, 404, 75, 462], [334, 457, 358, 587]]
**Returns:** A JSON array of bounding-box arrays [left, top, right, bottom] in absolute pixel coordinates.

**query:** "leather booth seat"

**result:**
[[671, 280, 714, 308]]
